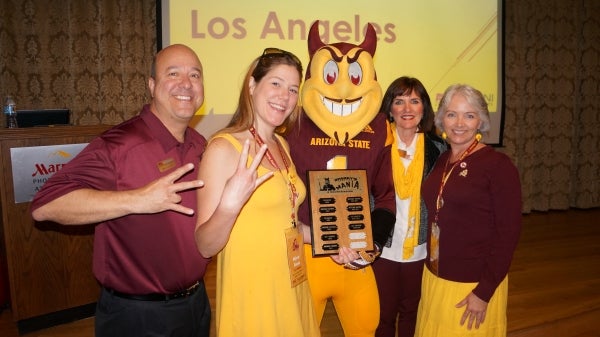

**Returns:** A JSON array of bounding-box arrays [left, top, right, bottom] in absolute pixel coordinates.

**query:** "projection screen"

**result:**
[[158, 0, 504, 145]]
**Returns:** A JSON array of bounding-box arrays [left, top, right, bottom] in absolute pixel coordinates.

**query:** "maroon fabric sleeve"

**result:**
[[472, 153, 522, 301]]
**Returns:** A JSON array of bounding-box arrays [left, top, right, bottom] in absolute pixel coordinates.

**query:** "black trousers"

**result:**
[[95, 282, 211, 337]]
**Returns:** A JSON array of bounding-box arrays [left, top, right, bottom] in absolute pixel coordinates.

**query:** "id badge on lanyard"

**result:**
[[285, 226, 307, 287]]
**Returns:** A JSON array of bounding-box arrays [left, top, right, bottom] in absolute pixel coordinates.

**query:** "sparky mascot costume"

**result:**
[[287, 21, 396, 336]]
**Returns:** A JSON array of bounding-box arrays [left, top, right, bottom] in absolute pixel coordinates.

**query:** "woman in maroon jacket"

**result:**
[[417, 84, 522, 337]]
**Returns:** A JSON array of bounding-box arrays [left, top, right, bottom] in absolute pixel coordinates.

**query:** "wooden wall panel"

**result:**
[[0, 126, 109, 321]]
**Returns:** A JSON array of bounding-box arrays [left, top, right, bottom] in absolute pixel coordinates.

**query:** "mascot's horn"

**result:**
[[358, 24, 377, 56], [307, 20, 378, 58], [307, 21, 326, 57]]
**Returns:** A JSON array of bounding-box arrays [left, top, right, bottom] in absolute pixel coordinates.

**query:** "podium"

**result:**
[[0, 125, 110, 331]]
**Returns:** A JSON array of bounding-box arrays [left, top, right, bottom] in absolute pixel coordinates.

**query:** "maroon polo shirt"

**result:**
[[30, 105, 209, 295]]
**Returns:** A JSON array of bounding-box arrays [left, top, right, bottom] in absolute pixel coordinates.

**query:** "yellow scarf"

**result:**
[[391, 127, 424, 259]]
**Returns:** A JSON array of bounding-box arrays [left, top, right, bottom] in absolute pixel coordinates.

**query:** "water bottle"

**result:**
[[3, 96, 18, 128]]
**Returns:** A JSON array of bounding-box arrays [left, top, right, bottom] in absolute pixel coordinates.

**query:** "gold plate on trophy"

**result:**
[[307, 170, 372, 256]]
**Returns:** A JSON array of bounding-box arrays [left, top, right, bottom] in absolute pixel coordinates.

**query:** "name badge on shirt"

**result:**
[[157, 158, 176, 172], [285, 226, 307, 288]]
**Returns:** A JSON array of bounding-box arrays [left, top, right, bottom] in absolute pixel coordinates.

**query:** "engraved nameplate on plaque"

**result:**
[[307, 170, 372, 256]]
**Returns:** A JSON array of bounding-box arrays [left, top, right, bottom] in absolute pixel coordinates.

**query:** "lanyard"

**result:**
[[249, 127, 297, 227], [433, 139, 479, 219]]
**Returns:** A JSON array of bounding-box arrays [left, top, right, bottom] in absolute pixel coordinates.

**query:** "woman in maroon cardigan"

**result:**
[[417, 84, 522, 337]]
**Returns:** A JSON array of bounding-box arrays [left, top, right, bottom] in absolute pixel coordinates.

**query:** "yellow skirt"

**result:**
[[415, 268, 508, 337]]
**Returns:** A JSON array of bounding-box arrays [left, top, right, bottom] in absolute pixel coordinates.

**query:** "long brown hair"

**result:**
[[219, 49, 303, 136]]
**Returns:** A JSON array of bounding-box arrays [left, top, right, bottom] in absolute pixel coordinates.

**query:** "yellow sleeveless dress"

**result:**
[[214, 133, 321, 337]]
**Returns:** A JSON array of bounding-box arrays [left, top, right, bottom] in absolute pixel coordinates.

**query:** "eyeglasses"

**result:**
[[260, 48, 302, 67]]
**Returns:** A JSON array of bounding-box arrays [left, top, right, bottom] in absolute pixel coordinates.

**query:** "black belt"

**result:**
[[105, 281, 202, 301]]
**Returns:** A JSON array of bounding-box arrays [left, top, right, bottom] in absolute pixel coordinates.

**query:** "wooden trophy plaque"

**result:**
[[307, 169, 373, 256]]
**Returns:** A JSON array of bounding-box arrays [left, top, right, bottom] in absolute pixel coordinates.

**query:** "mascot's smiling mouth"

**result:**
[[321, 96, 363, 117]]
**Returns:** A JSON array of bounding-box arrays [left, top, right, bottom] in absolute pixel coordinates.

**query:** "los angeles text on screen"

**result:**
[[190, 11, 397, 44]]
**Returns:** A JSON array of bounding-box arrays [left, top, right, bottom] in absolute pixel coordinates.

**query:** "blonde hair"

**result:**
[[435, 84, 491, 133]]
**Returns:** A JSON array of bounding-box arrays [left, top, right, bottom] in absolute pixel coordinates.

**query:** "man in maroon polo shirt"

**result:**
[[31, 44, 211, 337]]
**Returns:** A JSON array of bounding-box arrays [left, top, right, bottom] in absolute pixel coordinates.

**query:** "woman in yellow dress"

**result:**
[[416, 84, 521, 337], [194, 48, 320, 337]]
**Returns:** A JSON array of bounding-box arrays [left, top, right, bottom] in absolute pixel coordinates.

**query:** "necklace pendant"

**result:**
[[398, 149, 411, 159]]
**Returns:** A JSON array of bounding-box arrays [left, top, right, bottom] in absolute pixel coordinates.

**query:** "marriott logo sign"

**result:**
[[32, 163, 68, 177], [11, 144, 88, 203], [31, 150, 73, 178]]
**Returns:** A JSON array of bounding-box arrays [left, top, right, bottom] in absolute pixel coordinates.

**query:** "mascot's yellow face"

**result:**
[[302, 22, 382, 144]]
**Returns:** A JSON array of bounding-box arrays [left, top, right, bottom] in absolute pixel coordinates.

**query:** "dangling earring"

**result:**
[[388, 113, 394, 122], [441, 131, 447, 140], [475, 130, 482, 142]]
